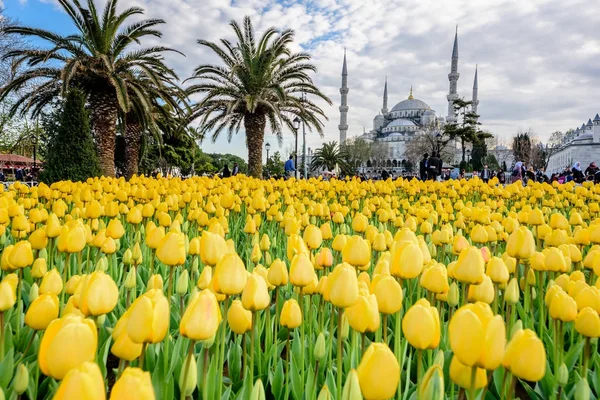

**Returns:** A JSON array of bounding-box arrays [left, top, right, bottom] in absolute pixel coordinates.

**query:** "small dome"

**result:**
[[386, 118, 416, 127], [374, 114, 385, 121], [391, 98, 430, 112]]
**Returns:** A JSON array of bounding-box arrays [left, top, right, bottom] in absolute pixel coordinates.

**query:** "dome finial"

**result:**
[[408, 85, 414, 100]]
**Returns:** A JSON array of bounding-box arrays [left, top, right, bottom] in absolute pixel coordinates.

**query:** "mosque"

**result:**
[[338, 29, 479, 173]]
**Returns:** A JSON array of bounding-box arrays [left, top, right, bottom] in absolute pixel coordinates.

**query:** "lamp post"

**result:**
[[293, 117, 301, 179], [302, 119, 307, 179], [265, 142, 271, 162]]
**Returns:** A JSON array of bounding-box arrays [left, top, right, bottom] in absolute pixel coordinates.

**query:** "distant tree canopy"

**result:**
[[264, 151, 284, 178], [444, 98, 491, 162]]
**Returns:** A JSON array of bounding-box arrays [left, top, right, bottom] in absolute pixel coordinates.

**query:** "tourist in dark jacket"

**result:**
[[572, 162, 584, 183], [419, 154, 429, 181]]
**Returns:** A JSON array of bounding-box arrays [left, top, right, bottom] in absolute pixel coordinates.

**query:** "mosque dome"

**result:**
[[391, 98, 431, 112], [386, 119, 416, 127]]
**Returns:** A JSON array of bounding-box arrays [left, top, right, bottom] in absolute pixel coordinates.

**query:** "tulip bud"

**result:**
[[178, 355, 197, 397], [341, 369, 362, 400], [250, 379, 266, 400], [176, 270, 190, 296], [95, 314, 106, 328], [97, 256, 108, 272], [447, 282, 459, 307], [29, 283, 39, 302], [38, 248, 48, 260], [317, 385, 332, 400], [419, 365, 444, 400], [0, 387, 4, 400], [124, 267, 137, 290], [123, 249, 133, 265], [314, 333, 326, 361], [557, 363, 568, 387], [433, 349, 445, 367], [264, 252, 272, 267], [531, 287, 537, 300], [575, 377, 590, 400], [510, 320, 523, 339], [132, 242, 143, 265], [191, 257, 199, 275], [505, 278, 520, 305], [341, 313, 349, 340], [14, 364, 28, 395]]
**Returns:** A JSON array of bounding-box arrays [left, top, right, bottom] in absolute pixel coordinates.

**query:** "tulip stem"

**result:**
[[337, 307, 343, 400], [181, 340, 195, 400], [285, 330, 291, 400], [16, 268, 23, 337], [461, 282, 468, 306], [582, 337, 591, 378], [217, 296, 230, 400], [250, 312, 256, 381], [417, 349, 423, 384], [508, 375, 517, 400], [117, 359, 125, 378], [468, 366, 477, 400], [0, 312, 4, 360], [382, 314, 388, 343], [139, 343, 147, 370], [299, 294, 305, 385], [537, 276, 544, 338], [241, 333, 246, 380]]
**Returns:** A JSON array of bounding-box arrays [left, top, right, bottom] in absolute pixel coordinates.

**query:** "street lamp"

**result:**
[[265, 142, 271, 162], [293, 117, 301, 178]]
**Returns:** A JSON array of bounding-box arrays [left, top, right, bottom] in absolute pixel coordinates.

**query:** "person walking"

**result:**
[[427, 153, 439, 181], [221, 165, 231, 178], [481, 164, 491, 183], [511, 162, 523, 184], [284, 155, 296, 179], [572, 162, 584, 183], [419, 153, 429, 181], [232, 162, 239, 176], [497, 169, 506, 185]]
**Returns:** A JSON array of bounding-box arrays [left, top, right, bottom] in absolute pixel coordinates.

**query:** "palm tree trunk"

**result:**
[[245, 112, 266, 178], [125, 115, 142, 179], [89, 92, 118, 177]]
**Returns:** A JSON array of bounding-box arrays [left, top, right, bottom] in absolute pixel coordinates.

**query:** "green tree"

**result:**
[[310, 142, 349, 173], [2, 0, 180, 177], [484, 153, 499, 171], [187, 16, 331, 178], [342, 137, 373, 175], [444, 99, 491, 161], [471, 142, 487, 171], [264, 151, 284, 178], [40, 90, 100, 183], [208, 153, 248, 174], [512, 131, 532, 165]]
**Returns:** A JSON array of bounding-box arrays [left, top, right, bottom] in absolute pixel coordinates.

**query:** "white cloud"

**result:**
[[21, 0, 600, 161]]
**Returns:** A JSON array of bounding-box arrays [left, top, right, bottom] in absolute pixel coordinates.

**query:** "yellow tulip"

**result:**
[[29, 228, 48, 250], [449, 302, 506, 369], [391, 242, 423, 279], [74, 271, 119, 316], [111, 312, 143, 361], [419, 364, 444, 400], [506, 227, 535, 260], [402, 298, 440, 349], [315, 248, 334, 269], [110, 367, 155, 400], [0, 280, 16, 311], [287, 234, 309, 261], [200, 231, 228, 266], [40, 269, 63, 296], [327, 263, 359, 308], [345, 294, 379, 333], [267, 259, 288, 287], [289, 253, 315, 288], [180, 289, 221, 341], [156, 231, 186, 266], [503, 328, 546, 381], [454, 247, 485, 285], [485, 257, 509, 284], [449, 356, 487, 390], [575, 307, 600, 338], [280, 299, 302, 329], [373, 275, 403, 315], [147, 274, 164, 291], [53, 361, 105, 400], [227, 299, 252, 335], [342, 235, 371, 269], [106, 218, 125, 239], [213, 253, 247, 295], [420, 264, 449, 294], [357, 343, 400, 400], [303, 224, 323, 249], [549, 289, 577, 322], [127, 289, 169, 344], [242, 274, 270, 312], [8, 240, 33, 268], [25, 293, 59, 330], [468, 276, 495, 304], [38, 315, 98, 380]]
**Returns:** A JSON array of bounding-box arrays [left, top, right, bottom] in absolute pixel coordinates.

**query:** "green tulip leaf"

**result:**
[[0, 348, 14, 389], [270, 360, 284, 399], [227, 341, 242, 384]]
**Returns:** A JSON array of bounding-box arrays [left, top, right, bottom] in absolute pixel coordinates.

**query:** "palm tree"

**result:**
[[311, 141, 349, 173], [186, 16, 331, 178], [1, 0, 181, 177]]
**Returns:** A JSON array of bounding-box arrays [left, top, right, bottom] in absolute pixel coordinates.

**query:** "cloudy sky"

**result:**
[[5, 0, 600, 161]]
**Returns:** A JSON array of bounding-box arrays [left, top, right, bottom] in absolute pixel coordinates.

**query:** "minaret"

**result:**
[[447, 26, 460, 122], [472, 65, 479, 114], [338, 49, 349, 144], [381, 77, 388, 114]]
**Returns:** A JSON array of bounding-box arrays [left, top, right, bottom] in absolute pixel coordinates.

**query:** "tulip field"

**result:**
[[1, 175, 600, 399]]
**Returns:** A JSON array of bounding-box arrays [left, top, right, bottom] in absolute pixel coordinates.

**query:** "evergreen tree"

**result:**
[[40, 89, 100, 183], [443, 98, 492, 161]]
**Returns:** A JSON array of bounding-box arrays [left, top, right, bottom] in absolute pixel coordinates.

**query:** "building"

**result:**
[[338, 28, 479, 174], [546, 115, 600, 175]]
